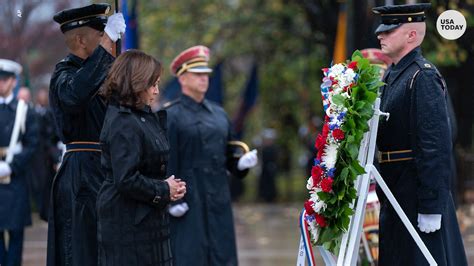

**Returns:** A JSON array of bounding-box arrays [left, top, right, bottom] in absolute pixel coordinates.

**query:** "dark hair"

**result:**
[[101, 49, 162, 108]]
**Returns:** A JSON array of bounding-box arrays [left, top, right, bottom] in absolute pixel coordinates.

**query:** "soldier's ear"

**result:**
[[407, 29, 417, 43], [76, 34, 87, 49]]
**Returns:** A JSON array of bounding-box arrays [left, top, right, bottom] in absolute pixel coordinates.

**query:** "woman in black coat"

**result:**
[[97, 50, 186, 266]]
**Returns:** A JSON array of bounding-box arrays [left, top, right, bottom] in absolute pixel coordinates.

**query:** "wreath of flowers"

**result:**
[[303, 51, 384, 253]]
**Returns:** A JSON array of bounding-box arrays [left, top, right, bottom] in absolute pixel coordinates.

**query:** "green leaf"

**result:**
[[317, 191, 330, 201], [346, 135, 355, 143], [347, 143, 359, 159], [332, 94, 345, 106], [351, 50, 363, 61], [340, 167, 349, 181], [317, 227, 340, 245], [351, 160, 366, 174], [337, 188, 345, 200], [346, 118, 356, 129], [366, 91, 378, 103]]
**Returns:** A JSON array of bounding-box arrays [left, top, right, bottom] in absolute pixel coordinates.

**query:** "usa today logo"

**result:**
[[437, 10, 466, 40]]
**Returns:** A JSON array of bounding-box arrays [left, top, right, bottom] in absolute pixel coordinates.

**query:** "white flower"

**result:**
[[329, 64, 345, 77], [310, 191, 319, 202], [306, 176, 314, 190], [341, 92, 350, 98], [314, 200, 327, 213], [322, 143, 338, 169], [308, 220, 320, 242]]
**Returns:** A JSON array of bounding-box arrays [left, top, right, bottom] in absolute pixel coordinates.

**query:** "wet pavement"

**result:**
[[20, 203, 474, 265]]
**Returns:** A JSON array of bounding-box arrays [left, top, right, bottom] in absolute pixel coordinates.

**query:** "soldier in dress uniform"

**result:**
[[164, 45, 258, 266], [47, 4, 125, 266], [0, 59, 38, 266], [373, 3, 467, 265]]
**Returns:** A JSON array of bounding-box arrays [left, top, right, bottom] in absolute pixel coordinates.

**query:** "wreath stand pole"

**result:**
[[298, 98, 437, 266]]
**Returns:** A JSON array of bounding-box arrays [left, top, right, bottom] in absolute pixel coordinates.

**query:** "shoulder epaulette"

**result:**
[[162, 98, 181, 109], [414, 58, 435, 71]]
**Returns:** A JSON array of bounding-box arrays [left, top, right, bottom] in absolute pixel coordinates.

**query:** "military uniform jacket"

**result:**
[[47, 45, 114, 266], [0, 98, 38, 230], [376, 47, 467, 265], [97, 103, 172, 266], [165, 95, 247, 266]]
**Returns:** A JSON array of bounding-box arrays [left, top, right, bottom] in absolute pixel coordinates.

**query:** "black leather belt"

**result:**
[[378, 149, 413, 163], [65, 142, 101, 153]]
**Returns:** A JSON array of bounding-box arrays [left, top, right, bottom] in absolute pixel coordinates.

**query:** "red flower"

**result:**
[[322, 124, 329, 137], [311, 166, 323, 184], [324, 116, 330, 123], [315, 214, 327, 227], [316, 148, 324, 160], [315, 134, 326, 150], [322, 68, 329, 74], [348, 61, 358, 70], [304, 200, 315, 215], [332, 128, 345, 141], [321, 178, 334, 193]]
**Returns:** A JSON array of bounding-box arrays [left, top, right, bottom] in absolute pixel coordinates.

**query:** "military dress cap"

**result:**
[[170, 45, 213, 76], [0, 59, 22, 78], [372, 3, 431, 35], [53, 3, 111, 33]]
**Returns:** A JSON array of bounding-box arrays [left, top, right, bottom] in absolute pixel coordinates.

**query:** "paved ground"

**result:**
[[19, 203, 474, 266]]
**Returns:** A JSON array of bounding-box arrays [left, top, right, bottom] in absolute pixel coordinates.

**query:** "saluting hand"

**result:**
[[104, 13, 126, 42], [165, 175, 186, 201]]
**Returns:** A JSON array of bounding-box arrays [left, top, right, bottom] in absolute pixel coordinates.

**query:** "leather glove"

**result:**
[[0, 161, 12, 177], [417, 213, 442, 233], [168, 202, 189, 217], [237, 149, 258, 170], [104, 13, 126, 42]]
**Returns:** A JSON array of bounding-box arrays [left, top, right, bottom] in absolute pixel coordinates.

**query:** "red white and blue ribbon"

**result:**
[[297, 209, 316, 266]]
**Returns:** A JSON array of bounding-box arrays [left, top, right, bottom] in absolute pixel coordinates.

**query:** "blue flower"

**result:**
[[314, 159, 320, 166], [327, 168, 336, 177], [329, 124, 338, 130], [337, 112, 346, 120]]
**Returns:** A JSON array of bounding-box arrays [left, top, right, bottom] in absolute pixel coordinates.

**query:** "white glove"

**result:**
[[168, 202, 189, 217], [417, 213, 442, 233], [237, 149, 258, 170], [104, 13, 126, 42], [0, 162, 12, 177]]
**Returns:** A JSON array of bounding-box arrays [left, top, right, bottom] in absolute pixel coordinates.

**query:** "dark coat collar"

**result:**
[[181, 94, 213, 113], [386, 46, 421, 84]]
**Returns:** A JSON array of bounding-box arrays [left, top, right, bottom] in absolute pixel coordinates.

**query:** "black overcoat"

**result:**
[[376, 47, 467, 265], [47, 46, 114, 266], [97, 104, 172, 266], [0, 98, 38, 230], [165, 95, 247, 266]]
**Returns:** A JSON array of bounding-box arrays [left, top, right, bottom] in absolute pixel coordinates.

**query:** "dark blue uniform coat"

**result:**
[[47, 46, 114, 266], [97, 104, 172, 266], [165, 95, 247, 266], [0, 98, 38, 230], [377, 47, 467, 265]]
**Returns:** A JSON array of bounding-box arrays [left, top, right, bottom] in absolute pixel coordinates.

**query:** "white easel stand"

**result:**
[[300, 98, 437, 266]]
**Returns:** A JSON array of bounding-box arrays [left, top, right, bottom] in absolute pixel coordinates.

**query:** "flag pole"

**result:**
[[115, 0, 121, 55]]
